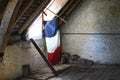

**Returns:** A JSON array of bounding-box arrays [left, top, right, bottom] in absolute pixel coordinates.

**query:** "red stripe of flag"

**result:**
[[48, 46, 61, 66]]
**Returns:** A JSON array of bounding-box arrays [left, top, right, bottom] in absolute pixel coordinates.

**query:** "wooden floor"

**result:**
[[49, 64, 120, 80], [19, 64, 120, 80]]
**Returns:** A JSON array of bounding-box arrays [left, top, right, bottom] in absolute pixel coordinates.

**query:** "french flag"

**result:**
[[44, 18, 61, 66]]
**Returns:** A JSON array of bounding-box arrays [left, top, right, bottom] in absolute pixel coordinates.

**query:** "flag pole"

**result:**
[[42, 12, 44, 30], [46, 8, 67, 23], [41, 12, 47, 56]]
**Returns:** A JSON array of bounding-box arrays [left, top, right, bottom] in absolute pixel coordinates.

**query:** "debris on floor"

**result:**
[[18, 53, 95, 80], [61, 53, 95, 66], [61, 52, 71, 64], [42, 64, 71, 74], [48, 77, 63, 80], [18, 64, 71, 80]]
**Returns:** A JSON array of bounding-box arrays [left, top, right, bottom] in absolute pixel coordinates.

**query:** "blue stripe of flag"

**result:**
[[44, 18, 59, 37]]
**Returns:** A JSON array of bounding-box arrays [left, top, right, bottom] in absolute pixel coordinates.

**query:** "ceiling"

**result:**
[[0, 0, 82, 50]]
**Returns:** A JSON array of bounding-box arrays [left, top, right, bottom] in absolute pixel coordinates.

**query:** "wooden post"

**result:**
[[30, 38, 58, 77]]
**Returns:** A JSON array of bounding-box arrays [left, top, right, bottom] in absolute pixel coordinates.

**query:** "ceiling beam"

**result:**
[[58, 0, 82, 25], [0, 0, 9, 13], [0, 0, 20, 53], [18, 0, 51, 34], [0, 0, 9, 23], [13, 0, 34, 27], [58, 0, 74, 17]]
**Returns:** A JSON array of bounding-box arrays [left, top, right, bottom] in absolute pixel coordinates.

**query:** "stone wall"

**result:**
[[0, 40, 47, 80], [60, 0, 120, 64]]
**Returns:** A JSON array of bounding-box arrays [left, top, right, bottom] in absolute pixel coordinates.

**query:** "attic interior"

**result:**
[[0, 0, 120, 80]]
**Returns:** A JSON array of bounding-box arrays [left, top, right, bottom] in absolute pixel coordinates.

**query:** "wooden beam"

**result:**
[[58, 0, 74, 17], [58, 0, 82, 25], [0, 0, 9, 13], [0, 0, 20, 53], [13, 0, 34, 27], [46, 8, 67, 23], [30, 38, 58, 77], [0, 0, 9, 24], [65, 0, 82, 16], [19, 0, 51, 34], [0, 13, 2, 23]]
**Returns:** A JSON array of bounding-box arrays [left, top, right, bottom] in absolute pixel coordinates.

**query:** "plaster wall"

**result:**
[[0, 40, 47, 80], [61, 0, 120, 64]]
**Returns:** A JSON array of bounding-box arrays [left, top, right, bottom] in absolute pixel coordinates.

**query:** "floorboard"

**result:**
[[49, 64, 120, 80], [19, 64, 120, 80]]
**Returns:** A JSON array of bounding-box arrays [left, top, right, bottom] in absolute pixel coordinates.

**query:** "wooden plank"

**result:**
[[108, 68, 120, 80], [0, 0, 9, 23], [58, 0, 74, 16], [19, 0, 51, 34], [82, 67, 105, 80], [30, 38, 58, 77], [13, 0, 34, 27], [60, 66, 92, 80], [0, 0, 9, 10], [0, 0, 20, 53], [46, 8, 67, 23], [24, 64, 71, 80], [96, 66, 116, 80], [0, 13, 2, 23], [42, 64, 71, 74], [57, 65, 119, 80], [80, 65, 117, 80], [58, 0, 82, 25], [0, 0, 9, 14]]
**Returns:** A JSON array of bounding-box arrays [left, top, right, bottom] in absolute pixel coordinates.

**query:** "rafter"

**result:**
[[0, 0, 20, 53], [13, 0, 34, 27], [0, 0, 9, 13], [58, 0, 82, 25], [0, 0, 9, 23], [19, 0, 51, 34]]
